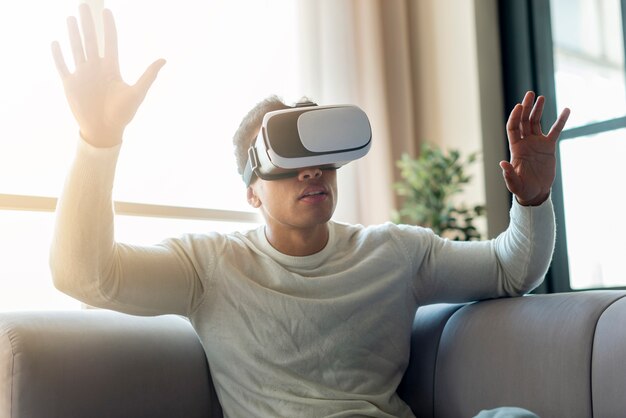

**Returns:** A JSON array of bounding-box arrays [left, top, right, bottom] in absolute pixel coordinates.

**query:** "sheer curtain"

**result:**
[[295, 0, 421, 225], [295, 0, 505, 237]]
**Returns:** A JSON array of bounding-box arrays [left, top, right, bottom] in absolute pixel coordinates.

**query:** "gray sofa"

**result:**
[[1, 290, 625, 417]]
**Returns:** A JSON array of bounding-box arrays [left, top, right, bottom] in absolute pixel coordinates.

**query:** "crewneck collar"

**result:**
[[253, 222, 337, 269]]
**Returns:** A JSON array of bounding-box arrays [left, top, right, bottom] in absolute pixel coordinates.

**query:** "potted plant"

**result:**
[[393, 143, 486, 241]]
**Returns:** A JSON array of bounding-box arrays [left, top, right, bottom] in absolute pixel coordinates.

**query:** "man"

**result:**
[[50, 5, 569, 418]]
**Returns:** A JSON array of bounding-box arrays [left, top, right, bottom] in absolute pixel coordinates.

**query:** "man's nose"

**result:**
[[298, 167, 323, 181]]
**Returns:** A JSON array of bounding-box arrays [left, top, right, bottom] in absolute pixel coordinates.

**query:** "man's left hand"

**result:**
[[500, 91, 571, 206]]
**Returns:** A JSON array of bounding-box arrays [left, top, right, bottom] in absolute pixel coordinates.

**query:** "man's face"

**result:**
[[248, 166, 338, 232]]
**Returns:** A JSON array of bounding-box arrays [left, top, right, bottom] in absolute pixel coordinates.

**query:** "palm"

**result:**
[[501, 92, 570, 206], [508, 134, 556, 202], [52, 5, 164, 147], [63, 61, 134, 140]]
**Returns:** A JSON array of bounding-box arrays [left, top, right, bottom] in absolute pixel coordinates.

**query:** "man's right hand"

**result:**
[[51, 4, 165, 148]]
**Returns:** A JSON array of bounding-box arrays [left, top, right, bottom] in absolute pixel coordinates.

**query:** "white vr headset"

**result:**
[[243, 103, 372, 186]]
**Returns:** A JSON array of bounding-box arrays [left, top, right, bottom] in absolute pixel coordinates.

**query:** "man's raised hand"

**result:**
[[51, 4, 165, 147], [500, 91, 571, 206]]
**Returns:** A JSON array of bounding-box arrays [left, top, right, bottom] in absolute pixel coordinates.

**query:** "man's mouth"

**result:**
[[298, 187, 329, 201], [301, 191, 326, 197]]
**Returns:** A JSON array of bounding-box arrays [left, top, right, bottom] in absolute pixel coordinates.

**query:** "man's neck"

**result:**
[[264, 223, 330, 256]]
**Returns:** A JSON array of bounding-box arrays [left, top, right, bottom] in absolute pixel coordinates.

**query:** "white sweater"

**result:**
[[50, 139, 556, 418]]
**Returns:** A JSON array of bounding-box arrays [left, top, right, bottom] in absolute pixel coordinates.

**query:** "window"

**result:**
[[499, 0, 626, 291], [0, 0, 306, 310], [551, 0, 626, 128], [551, 0, 626, 290]]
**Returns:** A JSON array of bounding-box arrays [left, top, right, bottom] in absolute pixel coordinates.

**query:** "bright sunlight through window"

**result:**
[[551, 0, 626, 288], [0, 0, 302, 310]]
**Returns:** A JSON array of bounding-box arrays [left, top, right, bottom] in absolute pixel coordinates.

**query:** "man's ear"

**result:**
[[247, 185, 261, 208]]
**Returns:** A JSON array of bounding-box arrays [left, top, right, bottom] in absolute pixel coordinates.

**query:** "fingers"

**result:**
[[103, 9, 120, 72], [500, 161, 523, 194], [547, 107, 571, 142], [56, 6, 120, 78], [79, 3, 99, 60], [64, 4, 99, 71], [519, 91, 535, 137], [51, 41, 70, 79], [506, 103, 523, 144], [133, 59, 167, 102], [67, 16, 85, 67], [528, 95, 545, 135], [513, 91, 569, 142], [507, 91, 539, 145]]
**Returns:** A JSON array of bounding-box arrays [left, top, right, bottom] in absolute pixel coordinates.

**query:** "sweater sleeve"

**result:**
[[399, 197, 556, 304], [49, 137, 206, 316]]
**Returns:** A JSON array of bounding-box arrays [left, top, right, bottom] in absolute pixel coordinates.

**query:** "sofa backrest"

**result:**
[[3, 291, 626, 418], [0, 310, 222, 418]]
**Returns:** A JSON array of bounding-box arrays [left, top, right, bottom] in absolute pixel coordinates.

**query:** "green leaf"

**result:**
[[393, 143, 485, 240]]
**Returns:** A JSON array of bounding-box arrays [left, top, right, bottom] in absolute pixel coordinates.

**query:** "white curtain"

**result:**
[[295, 0, 420, 225]]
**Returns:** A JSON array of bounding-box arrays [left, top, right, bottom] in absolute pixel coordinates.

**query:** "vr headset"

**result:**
[[242, 104, 372, 186]]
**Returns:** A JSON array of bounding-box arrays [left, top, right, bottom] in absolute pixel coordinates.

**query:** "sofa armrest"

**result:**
[[398, 302, 465, 414], [0, 310, 223, 418], [402, 291, 626, 418], [592, 295, 626, 417]]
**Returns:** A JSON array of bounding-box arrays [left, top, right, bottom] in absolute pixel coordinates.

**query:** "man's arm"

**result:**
[[409, 196, 556, 304], [410, 92, 570, 303], [49, 5, 202, 316]]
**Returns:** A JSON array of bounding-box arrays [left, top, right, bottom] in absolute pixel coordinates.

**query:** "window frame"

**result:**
[[0, 193, 259, 223], [499, 0, 626, 292]]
